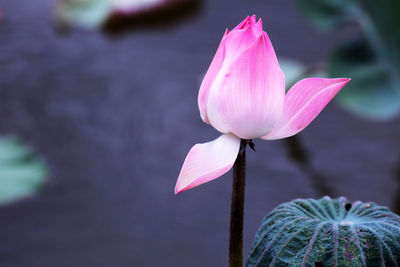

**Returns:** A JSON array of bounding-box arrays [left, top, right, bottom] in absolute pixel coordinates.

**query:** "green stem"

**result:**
[[229, 139, 247, 267]]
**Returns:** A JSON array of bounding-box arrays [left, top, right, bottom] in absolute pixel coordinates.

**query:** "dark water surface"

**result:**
[[0, 0, 399, 266]]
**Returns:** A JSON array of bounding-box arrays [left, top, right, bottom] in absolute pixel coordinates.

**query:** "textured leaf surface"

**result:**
[[0, 137, 47, 205], [247, 196, 400, 267]]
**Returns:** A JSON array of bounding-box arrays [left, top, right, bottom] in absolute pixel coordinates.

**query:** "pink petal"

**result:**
[[262, 32, 280, 66], [254, 18, 263, 32], [262, 78, 351, 140], [232, 16, 253, 31], [231, 15, 261, 41], [206, 34, 285, 139], [199, 16, 267, 125], [223, 25, 261, 63], [198, 29, 229, 123], [175, 133, 240, 194]]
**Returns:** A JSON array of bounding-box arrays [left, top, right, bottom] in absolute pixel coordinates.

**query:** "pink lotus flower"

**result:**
[[175, 15, 350, 194]]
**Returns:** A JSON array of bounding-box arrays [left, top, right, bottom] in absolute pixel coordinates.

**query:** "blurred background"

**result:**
[[0, 0, 399, 266]]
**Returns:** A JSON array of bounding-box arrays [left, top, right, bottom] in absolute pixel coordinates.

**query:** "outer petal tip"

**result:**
[[233, 16, 250, 30], [174, 133, 240, 194], [255, 18, 263, 29], [223, 28, 230, 38], [174, 186, 180, 195], [332, 77, 351, 84], [175, 164, 233, 194], [174, 184, 185, 195], [262, 77, 350, 140]]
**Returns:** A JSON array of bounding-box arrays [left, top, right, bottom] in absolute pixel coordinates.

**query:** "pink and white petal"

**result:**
[[198, 29, 229, 123], [254, 18, 263, 34], [223, 28, 230, 38], [250, 14, 256, 24], [200, 26, 261, 124], [262, 78, 350, 140], [175, 133, 240, 194], [223, 25, 260, 62], [207, 35, 285, 139], [262, 32, 280, 66]]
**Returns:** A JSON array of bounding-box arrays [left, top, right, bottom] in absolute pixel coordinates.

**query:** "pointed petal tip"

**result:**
[[233, 16, 251, 31], [174, 185, 183, 195], [253, 18, 263, 32], [175, 163, 234, 194], [343, 78, 351, 84], [261, 77, 350, 140], [324, 77, 351, 90], [333, 77, 351, 84], [174, 181, 189, 194], [223, 28, 230, 38], [174, 134, 240, 194]]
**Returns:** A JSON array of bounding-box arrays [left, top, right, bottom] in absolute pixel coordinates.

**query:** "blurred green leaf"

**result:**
[[360, 0, 400, 84], [328, 40, 400, 120], [297, 0, 355, 29], [55, 0, 183, 31], [298, 0, 400, 120], [0, 137, 48, 205], [280, 59, 327, 92], [56, 0, 112, 29]]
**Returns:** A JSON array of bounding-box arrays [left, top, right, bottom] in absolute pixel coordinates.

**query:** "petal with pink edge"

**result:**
[[262, 78, 350, 140], [198, 29, 229, 123], [207, 35, 285, 139], [220, 25, 262, 69], [175, 133, 240, 194]]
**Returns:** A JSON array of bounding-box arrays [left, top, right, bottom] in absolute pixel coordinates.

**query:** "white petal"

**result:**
[[175, 133, 240, 194]]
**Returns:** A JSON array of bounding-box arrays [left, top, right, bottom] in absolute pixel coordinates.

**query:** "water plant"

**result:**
[[175, 15, 350, 267], [247, 196, 400, 266]]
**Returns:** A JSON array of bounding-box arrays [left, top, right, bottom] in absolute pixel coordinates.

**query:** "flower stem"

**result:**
[[229, 139, 247, 267]]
